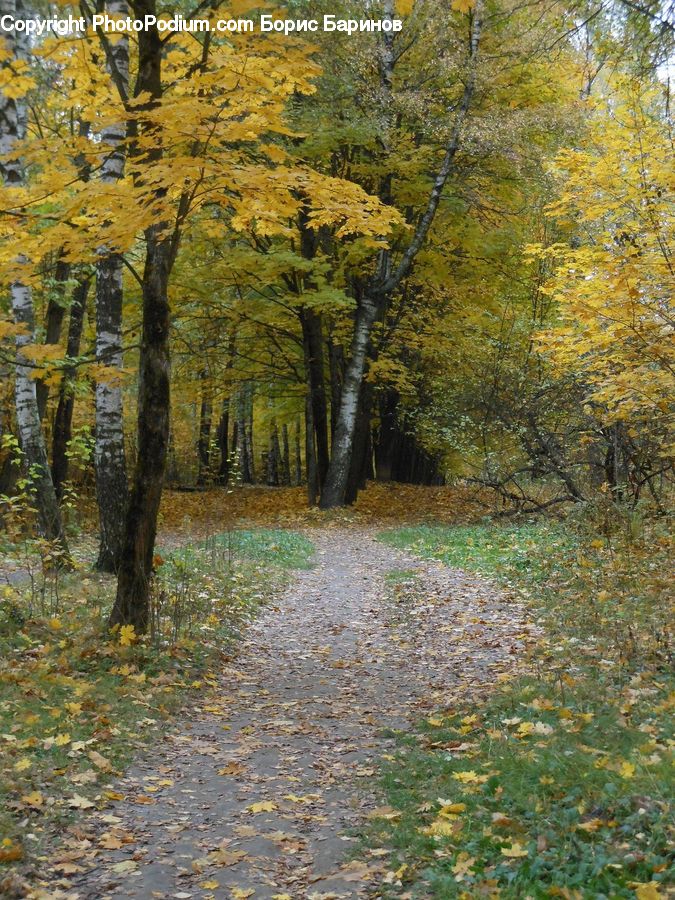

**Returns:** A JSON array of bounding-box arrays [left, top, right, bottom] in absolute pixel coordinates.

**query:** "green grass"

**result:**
[[369, 519, 673, 898], [0, 528, 313, 872], [384, 568, 419, 583], [197, 527, 315, 570]]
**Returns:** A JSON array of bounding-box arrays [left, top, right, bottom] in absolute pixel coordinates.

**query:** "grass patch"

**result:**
[[384, 568, 419, 584], [369, 515, 673, 897], [0, 528, 312, 877]]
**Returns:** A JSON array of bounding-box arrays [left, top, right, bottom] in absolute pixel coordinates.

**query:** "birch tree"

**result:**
[[94, 0, 130, 572], [320, 0, 483, 507], [0, 0, 68, 551]]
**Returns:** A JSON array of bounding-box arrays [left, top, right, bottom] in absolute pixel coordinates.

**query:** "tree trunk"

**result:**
[[281, 423, 291, 485], [0, 0, 68, 553], [320, 5, 482, 508], [305, 392, 318, 506], [245, 384, 255, 482], [320, 297, 378, 508], [236, 384, 253, 483], [327, 335, 344, 437], [52, 274, 90, 498], [300, 308, 329, 489], [109, 2, 173, 631], [109, 223, 171, 631], [374, 388, 398, 482], [36, 256, 70, 421], [196, 371, 212, 485], [294, 419, 302, 487], [216, 397, 229, 484], [267, 420, 281, 486], [345, 382, 374, 504], [94, 0, 130, 572]]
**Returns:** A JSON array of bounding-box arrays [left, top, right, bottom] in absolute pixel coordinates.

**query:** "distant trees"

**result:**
[[0, 0, 671, 629]]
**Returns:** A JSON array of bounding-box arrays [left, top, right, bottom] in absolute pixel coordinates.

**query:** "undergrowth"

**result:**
[[0, 528, 313, 876], [370, 508, 673, 898]]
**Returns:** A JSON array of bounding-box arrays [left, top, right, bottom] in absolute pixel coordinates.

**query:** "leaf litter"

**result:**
[[31, 526, 532, 899]]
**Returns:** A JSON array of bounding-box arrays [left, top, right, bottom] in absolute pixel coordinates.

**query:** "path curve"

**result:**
[[45, 528, 533, 899]]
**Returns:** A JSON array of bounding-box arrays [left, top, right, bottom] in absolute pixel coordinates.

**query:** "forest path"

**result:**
[[56, 527, 531, 899]]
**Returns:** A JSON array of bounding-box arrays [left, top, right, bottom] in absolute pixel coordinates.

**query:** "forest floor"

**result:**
[[25, 524, 532, 899], [2, 486, 671, 899]]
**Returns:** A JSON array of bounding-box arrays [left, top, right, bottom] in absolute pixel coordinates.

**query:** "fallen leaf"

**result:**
[[501, 842, 528, 858], [247, 800, 277, 814]]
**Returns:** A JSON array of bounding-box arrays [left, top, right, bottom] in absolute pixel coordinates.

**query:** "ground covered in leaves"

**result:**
[[366, 516, 673, 898], [3, 517, 532, 899], [1, 487, 671, 899]]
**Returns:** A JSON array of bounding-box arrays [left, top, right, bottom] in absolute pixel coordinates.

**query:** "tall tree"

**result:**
[[0, 0, 68, 551], [94, 0, 130, 572], [320, 0, 483, 507]]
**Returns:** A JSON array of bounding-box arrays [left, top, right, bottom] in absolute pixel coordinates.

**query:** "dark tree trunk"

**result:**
[[196, 372, 212, 485], [305, 393, 318, 505], [281, 423, 291, 485], [36, 256, 70, 421], [300, 308, 329, 489], [294, 419, 302, 487], [374, 388, 398, 482], [236, 383, 254, 483], [267, 420, 281, 486], [216, 398, 229, 484], [52, 274, 90, 498], [110, 223, 172, 631], [109, 5, 173, 632]]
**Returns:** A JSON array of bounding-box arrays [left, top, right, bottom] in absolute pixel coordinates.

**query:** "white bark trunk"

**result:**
[[94, 0, 130, 571], [1, 0, 68, 549]]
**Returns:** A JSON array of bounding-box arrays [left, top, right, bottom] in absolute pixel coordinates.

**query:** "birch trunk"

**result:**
[[320, 2, 482, 507], [319, 297, 378, 508], [94, 0, 130, 572], [0, 0, 68, 551]]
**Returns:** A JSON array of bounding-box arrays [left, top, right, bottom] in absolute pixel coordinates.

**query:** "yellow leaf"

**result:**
[[452, 770, 488, 784], [54, 733, 71, 746], [451, 0, 475, 12], [439, 802, 466, 815], [501, 842, 528, 858], [247, 800, 277, 814], [21, 791, 43, 808], [231, 889, 254, 899], [200, 881, 220, 890], [619, 761, 635, 779], [119, 624, 137, 647], [14, 758, 32, 772], [634, 883, 662, 900]]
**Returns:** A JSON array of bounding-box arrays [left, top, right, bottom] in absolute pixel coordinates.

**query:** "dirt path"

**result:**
[[47, 528, 533, 899]]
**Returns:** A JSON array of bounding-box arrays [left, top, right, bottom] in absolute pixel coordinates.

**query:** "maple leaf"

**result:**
[[21, 791, 44, 808], [119, 624, 137, 647], [452, 851, 476, 880], [247, 800, 277, 813], [501, 842, 528, 858], [618, 761, 635, 779], [452, 770, 488, 784], [633, 883, 663, 900], [451, 0, 475, 12]]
